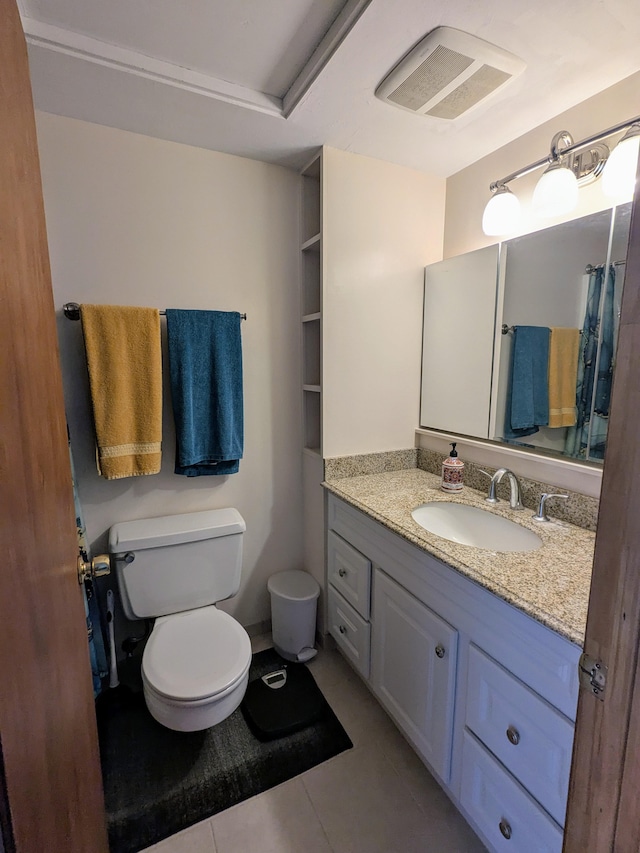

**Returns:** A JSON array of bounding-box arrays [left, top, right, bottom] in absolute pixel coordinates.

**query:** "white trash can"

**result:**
[[268, 570, 320, 663]]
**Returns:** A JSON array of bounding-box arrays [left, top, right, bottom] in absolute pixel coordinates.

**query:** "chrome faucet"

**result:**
[[480, 468, 524, 510]]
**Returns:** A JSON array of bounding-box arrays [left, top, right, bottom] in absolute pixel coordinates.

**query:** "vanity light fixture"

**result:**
[[482, 114, 640, 236], [601, 122, 640, 199]]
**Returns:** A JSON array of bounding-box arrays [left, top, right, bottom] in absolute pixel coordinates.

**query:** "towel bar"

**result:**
[[502, 323, 584, 337], [63, 302, 247, 321]]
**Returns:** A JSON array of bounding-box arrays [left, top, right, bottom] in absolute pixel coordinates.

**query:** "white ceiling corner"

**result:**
[[22, 18, 284, 118]]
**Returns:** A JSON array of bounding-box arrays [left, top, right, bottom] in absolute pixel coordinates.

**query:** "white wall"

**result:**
[[322, 146, 446, 457], [36, 112, 302, 629]]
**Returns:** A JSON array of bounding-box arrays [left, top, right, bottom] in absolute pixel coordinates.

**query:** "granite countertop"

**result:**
[[323, 469, 595, 646]]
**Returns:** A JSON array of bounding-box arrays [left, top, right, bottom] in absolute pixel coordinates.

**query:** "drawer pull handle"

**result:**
[[499, 819, 512, 840], [506, 726, 520, 746], [339, 624, 347, 634], [435, 644, 445, 658], [338, 568, 347, 577]]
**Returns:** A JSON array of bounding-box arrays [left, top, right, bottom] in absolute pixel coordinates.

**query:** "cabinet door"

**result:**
[[372, 569, 458, 781], [420, 244, 499, 438]]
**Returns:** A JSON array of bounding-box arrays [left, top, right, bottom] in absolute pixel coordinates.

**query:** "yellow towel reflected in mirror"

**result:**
[[548, 327, 580, 428]]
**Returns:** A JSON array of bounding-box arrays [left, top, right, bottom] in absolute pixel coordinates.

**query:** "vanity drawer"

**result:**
[[328, 586, 371, 678], [465, 644, 574, 826], [327, 530, 371, 619], [460, 730, 563, 853]]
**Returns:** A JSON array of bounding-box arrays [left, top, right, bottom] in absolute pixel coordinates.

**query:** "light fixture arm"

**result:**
[[549, 130, 574, 160], [488, 114, 640, 193]]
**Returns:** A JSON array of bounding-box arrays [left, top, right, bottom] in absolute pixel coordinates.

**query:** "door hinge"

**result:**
[[579, 652, 607, 701]]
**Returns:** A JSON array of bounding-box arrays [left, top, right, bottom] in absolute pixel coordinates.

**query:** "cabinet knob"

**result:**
[[338, 568, 347, 577], [339, 624, 347, 634], [435, 644, 445, 658], [499, 819, 512, 840], [506, 726, 520, 746]]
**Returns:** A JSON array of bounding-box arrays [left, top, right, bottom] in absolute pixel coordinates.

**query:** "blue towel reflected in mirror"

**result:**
[[504, 325, 550, 441]]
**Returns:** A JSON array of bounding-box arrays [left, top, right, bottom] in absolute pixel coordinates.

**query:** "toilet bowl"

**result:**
[[142, 606, 252, 732], [108, 508, 251, 732]]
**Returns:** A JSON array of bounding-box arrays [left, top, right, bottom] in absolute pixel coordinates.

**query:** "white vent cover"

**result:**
[[376, 27, 525, 120]]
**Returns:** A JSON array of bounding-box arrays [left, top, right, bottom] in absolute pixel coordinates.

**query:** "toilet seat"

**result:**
[[142, 606, 251, 703]]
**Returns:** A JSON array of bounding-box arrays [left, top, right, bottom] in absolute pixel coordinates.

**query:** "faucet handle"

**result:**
[[533, 493, 568, 522]]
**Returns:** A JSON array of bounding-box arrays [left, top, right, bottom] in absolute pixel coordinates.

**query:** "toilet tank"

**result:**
[[108, 509, 246, 620]]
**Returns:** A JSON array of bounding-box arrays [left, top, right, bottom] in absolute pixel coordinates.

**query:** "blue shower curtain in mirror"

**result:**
[[565, 265, 615, 460], [69, 434, 108, 696]]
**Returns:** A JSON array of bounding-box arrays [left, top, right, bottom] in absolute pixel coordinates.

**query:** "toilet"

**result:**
[[108, 508, 252, 732]]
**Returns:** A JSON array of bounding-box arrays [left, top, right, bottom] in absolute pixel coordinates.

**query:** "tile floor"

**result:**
[[141, 634, 486, 853]]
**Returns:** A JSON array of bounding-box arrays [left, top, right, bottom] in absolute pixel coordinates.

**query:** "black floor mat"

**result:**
[[97, 648, 352, 853]]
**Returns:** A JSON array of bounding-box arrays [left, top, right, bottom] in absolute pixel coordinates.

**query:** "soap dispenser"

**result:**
[[442, 442, 464, 492]]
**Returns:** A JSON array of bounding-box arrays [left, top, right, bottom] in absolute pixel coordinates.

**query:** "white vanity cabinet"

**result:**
[[326, 493, 581, 853]]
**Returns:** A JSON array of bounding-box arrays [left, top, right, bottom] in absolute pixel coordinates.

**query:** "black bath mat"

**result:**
[[97, 648, 352, 853]]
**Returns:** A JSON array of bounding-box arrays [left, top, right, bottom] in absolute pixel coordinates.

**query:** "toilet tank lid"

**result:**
[[108, 508, 246, 552]]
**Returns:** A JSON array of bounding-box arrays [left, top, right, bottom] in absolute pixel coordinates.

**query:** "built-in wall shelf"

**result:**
[[303, 446, 322, 458], [301, 233, 321, 251], [301, 151, 323, 454], [301, 151, 325, 632], [302, 250, 321, 316], [303, 385, 321, 451], [302, 157, 321, 244]]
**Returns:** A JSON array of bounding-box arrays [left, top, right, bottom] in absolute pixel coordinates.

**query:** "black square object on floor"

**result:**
[[241, 661, 325, 740], [97, 648, 352, 853]]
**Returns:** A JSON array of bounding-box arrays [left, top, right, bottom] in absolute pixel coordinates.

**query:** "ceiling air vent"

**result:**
[[376, 27, 525, 120]]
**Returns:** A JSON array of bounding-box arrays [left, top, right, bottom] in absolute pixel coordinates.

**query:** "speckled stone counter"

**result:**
[[323, 469, 595, 646]]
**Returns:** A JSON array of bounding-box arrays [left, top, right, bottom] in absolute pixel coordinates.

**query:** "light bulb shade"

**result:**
[[532, 163, 579, 218], [482, 187, 521, 236], [602, 131, 640, 200]]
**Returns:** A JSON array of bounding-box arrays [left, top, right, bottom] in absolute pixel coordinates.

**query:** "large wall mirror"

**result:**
[[419, 202, 631, 465]]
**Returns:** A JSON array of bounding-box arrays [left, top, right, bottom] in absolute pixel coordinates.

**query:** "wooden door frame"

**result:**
[[564, 178, 640, 848]]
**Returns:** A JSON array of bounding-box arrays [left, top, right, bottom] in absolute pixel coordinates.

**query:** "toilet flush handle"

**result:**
[[111, 551, 135, 564]]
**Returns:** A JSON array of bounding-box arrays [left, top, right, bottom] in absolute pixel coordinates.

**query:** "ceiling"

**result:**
[[19, 0, 640, 177]]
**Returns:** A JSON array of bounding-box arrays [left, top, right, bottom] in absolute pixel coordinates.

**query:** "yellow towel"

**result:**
[[548, 327, 580, 428], [81, 305, 162, 479]]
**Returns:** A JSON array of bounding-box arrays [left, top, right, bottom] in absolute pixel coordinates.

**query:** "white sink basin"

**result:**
[[411, 501, 542, 553]]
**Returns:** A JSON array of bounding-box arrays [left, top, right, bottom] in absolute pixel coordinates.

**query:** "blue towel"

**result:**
[[504, 325, 550, 440], [166, 310, 244, 476]]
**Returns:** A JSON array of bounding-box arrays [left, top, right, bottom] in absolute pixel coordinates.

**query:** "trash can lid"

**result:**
[[267, 570, 320, 602]]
